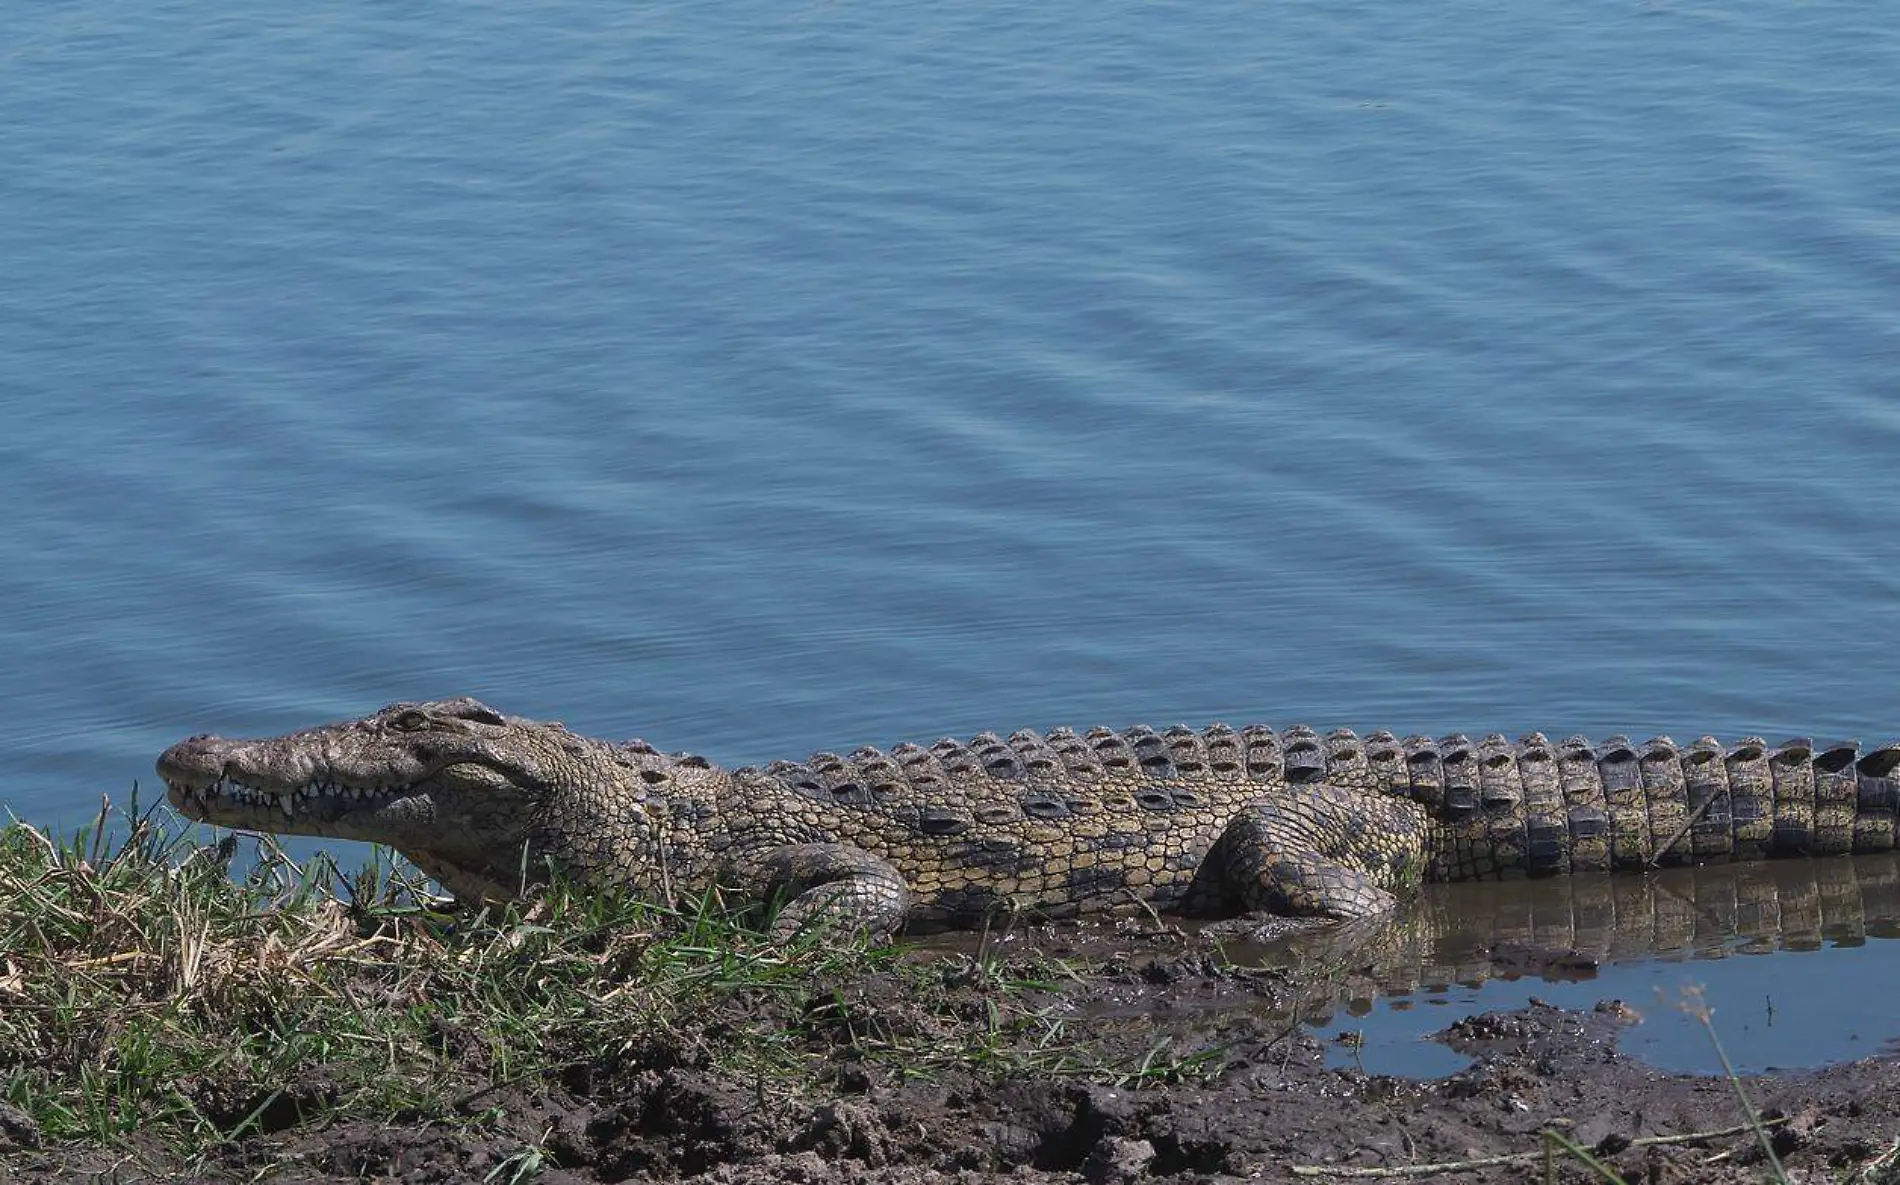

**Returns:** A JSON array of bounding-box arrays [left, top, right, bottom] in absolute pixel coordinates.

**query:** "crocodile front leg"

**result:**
[[1214, 783, 1434, 918], [720, 842, 912, 938]]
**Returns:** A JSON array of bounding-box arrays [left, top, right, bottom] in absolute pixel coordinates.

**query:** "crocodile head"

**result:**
[[158, 697, 662, 902]]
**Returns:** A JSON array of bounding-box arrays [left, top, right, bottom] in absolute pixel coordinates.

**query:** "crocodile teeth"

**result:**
[[175, 775, 408, 811]]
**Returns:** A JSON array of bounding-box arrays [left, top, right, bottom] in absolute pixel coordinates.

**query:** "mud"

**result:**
[[16, 983, 1894, 1184], [10, 856, 1900, 1184]]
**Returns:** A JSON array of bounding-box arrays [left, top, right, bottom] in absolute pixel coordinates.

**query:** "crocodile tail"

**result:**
[[1305, 729, 1899, 878]]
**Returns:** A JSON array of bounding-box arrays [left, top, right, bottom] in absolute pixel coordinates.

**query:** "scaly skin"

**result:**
[[157, 698, 1900, 933]]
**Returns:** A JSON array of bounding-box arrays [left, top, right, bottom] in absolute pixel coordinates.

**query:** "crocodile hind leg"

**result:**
[[720, 842, 912, 939], [1213, 783, 1434, 919]]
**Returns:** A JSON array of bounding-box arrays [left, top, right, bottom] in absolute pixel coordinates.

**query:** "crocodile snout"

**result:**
[[156, 734, 231, 788]]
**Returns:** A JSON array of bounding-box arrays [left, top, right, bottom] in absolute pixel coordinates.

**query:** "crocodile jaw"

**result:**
[[156, 698, 564, 899], [161, 760, 442, 839]]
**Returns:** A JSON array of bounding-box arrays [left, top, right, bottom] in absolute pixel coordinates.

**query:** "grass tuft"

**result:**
[[0, 798, 1221, 1169]]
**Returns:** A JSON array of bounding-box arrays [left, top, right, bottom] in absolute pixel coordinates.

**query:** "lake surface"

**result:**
[[4, 1, 1899, 1059]]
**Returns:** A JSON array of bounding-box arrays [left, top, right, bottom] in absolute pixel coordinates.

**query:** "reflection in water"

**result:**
[[1247, 852, 1900, 1004], [1231, 854, 1900, 1076]]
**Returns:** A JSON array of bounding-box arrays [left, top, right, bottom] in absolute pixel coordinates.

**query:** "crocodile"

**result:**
[[156, 697, 1900, 934]]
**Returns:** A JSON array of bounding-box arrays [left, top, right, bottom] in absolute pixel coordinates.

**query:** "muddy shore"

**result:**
[[6, 832, 1897, 1185], [9, 940, 1897, 1184]]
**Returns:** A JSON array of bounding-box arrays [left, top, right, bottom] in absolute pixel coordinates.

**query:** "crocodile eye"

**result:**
[[390, 709, 432, 732]]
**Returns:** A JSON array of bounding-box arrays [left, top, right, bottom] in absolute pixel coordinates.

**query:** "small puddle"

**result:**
[[1305, 936, 1900, 1079], [1232, 854, 1900, 1078]]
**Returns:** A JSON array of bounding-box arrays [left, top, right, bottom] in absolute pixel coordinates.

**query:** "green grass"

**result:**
[[0, 797, 1220, 1171]]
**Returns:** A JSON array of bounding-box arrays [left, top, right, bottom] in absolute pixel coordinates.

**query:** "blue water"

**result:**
[[5, 6, 1900, 853], [1322, 939, 1900, 1078]]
